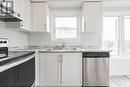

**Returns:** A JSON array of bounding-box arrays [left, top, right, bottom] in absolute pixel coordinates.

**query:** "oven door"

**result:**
[[0, 53, 7, 58], [0, 47, 8, 58]]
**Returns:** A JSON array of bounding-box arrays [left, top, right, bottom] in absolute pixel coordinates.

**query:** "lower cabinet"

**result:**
[[17, 58, 35, 87], [62, 53, 82, 86], [39, 53, 82, 86], [39, 53, 60, 86], [0, 66, 17, 87], [0, 58, 35, 87]]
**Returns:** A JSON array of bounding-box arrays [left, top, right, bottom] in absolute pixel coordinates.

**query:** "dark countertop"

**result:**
[[0, 51, 35, 65]]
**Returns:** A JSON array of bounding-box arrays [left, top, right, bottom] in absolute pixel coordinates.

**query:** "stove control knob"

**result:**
[[0, 41, 3, 44], [3, 41, 7, 43]]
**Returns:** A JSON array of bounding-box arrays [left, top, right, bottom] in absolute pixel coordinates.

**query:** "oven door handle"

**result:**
[[0, 54, 35, 73]]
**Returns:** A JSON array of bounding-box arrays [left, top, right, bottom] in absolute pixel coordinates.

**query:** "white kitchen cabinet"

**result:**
[[39, 53, 60, 86], [13, 0, 21, 15], [62, 53, 82, 86], [32, 3, 50, 32], [5, 0, 32, 31], [38, 53, 82, 86], [20, 0, 32, 31], [26, 0, 32, 31], [82, 1, 103, 32]]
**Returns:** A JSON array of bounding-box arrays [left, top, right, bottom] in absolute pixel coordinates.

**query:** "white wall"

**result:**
[[110, 58, 130, 75], [81, 32, 100, 49], [103, 7, 130, 75], [28, 32, 51, 46], [0, 21, 28, 47]]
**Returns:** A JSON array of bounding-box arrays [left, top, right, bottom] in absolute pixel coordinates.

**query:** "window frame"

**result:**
[[103, 13, 130, 56], [123, 16, 130, 55], [51, 11, 81, 42], [103, 16, 119, 56]]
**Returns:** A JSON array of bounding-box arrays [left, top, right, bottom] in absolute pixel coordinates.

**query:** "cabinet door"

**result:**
[[26, 0, 32, 31], [39, 53, 60, 86], [14, 0, 21, 15], [62, 53, 82, 86], [0, 66, 17, 87], [20, 0, 26, 28], [82, 2, 103, 32], [32, 3, 48, 32], [21, 0, 31, 31], [17, 58, 35, 87], [20, 0, 31, 31]]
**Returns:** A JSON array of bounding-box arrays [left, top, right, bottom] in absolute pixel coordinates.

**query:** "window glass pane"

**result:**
[[124, 16, 130, 52], [55, 17, 77, 39], [103, 17, 118, 55]]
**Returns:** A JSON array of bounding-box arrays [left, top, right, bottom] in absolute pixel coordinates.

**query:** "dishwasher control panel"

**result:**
[[82, 52, 110, 58]]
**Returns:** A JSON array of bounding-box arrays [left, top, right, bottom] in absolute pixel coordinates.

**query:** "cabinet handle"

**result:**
[[45, 24, 46, 31], [60, 62, 62, 84], [58, 57, 61, 63], [58, 54, 61, 62], [60, 55, 63, 84], [61, 56, 63, 63], [58, 54, 63, 63], [85, 23, 86, 29], [58, 54, 63, 84]]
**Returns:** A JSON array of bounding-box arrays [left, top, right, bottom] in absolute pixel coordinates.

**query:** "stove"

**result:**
[[0, 38, 8, 58]]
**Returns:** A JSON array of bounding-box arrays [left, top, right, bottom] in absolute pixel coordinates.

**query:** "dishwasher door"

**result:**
[[83, 52, 109, 87]]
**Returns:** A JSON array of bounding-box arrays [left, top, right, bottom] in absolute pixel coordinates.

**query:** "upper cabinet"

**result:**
[[82, 1, 103, 32], [20, 0, 32, 31], [31, 2, 50, 32], [5, 0, 32, 31]]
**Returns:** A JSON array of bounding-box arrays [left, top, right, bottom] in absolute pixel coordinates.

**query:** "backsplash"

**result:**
[[28, 32, 101, 49], [0, 21, 28, 47], [28, 32, 51, 46], [80, 32, 101, 49]]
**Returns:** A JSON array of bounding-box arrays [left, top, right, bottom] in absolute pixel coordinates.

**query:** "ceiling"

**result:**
[[48, 0, 84, 9], [103, 0, 130, 8], [46, 0, 130, 9]]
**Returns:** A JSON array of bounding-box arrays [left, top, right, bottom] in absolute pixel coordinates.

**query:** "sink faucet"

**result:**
[[61, 42, 66, 48]]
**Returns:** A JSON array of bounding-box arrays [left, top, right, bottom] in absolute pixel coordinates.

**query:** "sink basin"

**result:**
[[52, 46, 77, 50], [43, 46, 79, 52]]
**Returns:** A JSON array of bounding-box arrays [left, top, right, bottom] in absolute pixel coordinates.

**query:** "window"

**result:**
[[103, 15, 130, 56], [103, 17, 118, 55], [52, 13, 80, 41], [124, 16, 130, 53], [55, 17, 78, 39]]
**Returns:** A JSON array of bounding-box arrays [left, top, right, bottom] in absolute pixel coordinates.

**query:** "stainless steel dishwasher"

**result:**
[[82, 52, 110, 87]]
